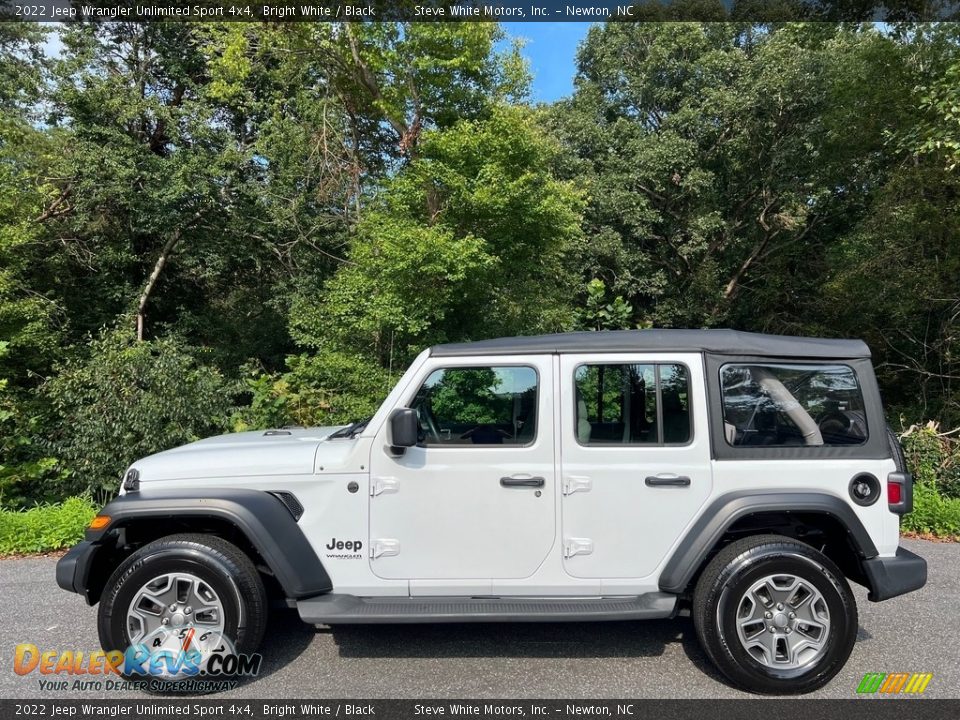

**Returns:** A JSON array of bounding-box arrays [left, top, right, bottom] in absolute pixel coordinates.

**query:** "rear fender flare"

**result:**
[[658, 490, 879, 594]]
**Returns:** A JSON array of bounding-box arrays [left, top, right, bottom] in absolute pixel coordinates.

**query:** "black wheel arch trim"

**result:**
[[74, 489, 332, 601], [658, 490, 880, 594]]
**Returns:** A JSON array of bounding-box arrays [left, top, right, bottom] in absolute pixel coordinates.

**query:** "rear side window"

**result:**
[[574, 363, 691, 445], [411, 366, 538, 446], [720, 364, 867, 447]]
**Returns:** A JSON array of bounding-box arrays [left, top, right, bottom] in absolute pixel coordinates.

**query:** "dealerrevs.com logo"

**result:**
[[856, 672, 933, 695], [14, 628, 262, 693]]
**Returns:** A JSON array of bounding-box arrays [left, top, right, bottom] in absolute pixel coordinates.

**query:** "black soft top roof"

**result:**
[[430, 329, 870, 359]]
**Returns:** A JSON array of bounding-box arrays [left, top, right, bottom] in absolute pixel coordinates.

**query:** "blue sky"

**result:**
[[502, 23, 594, 103]]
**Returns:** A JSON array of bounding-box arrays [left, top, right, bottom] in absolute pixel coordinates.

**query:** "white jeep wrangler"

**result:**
[[57, 329, 926, 694]]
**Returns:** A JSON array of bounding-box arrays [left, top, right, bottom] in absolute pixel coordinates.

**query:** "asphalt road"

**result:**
[[0, 539, 956, 700]]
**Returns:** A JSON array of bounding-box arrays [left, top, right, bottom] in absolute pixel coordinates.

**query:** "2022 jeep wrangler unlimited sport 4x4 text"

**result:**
[[57, 329, 927, 694]]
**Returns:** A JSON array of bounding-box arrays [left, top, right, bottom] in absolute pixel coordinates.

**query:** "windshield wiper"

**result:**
[[327, 416, 372, 439]]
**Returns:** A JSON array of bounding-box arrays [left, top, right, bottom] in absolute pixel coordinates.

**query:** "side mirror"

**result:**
[[388, 407, 418, 450]]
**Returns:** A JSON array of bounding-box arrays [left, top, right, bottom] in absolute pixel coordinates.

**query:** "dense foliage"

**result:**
[[0, 496, 96, 555], [1, 21, 960, 507], [901, 425, 960, 538], [45, 330, 234, 502]]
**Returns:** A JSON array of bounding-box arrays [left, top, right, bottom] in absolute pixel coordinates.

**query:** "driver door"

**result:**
[[368, 356, 556, 588]]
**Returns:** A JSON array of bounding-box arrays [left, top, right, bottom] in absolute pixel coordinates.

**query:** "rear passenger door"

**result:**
[[559, 353, 713, 580]]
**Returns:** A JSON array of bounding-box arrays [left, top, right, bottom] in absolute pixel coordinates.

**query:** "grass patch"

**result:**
[[898, 425, 960, 541], [0, 496, 97, 555], [901, 482, 960, 540]]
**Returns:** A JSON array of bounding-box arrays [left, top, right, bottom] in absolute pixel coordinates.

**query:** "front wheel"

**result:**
[[692, 534, 858, 695], [98, 534, 268, 692]]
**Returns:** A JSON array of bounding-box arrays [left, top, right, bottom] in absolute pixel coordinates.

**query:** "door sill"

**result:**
[[297, 592, 677, 624]]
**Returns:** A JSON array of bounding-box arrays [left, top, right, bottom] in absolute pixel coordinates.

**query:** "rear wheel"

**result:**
[[98, 534, 267, 692], [692, 534, 858, 694]]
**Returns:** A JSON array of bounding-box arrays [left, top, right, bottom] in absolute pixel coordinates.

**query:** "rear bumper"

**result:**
[[862, 547, 927, 602], [56, 541, 99, 605]]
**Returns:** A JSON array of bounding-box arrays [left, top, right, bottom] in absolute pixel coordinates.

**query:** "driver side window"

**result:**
[[411, 366, 538, 446]]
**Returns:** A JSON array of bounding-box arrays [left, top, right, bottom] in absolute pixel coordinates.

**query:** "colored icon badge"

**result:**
[[856, 673, 933, 694]]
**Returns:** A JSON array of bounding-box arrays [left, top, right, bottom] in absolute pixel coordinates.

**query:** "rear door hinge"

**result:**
[[562, 475, 592, 496], [563, 537, 594, 558], [370, 476, 399, 497], [370, 538, 400, 559]]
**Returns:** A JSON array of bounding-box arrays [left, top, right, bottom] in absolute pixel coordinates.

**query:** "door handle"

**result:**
[[645, 475, 691, 487], [500, 476, 546, 488]]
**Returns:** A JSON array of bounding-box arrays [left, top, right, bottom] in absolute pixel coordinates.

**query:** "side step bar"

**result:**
[[297, 592, 677, 624]]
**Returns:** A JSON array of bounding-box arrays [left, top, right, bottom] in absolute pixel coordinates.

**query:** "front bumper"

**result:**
[[862, 547, 927, 602], [56, 541, 100, 605]]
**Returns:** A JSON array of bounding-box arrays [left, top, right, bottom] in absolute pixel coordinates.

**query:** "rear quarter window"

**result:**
[[720, 363, 867, 447]]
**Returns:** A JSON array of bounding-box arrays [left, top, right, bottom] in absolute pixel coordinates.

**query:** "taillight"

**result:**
[[887, 471, 912, 515], [887, 481, 902, 505]]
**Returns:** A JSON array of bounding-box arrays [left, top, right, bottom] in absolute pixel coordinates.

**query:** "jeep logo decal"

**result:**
[[326, 538, 362, 553]]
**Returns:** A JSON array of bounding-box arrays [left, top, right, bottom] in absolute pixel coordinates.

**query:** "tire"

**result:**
[[692, 534, 858, 695], [98, 534, 268, 692]]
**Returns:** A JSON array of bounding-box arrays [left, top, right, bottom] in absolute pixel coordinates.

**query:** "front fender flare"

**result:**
[[658, 490, 879, 594], [86, 489, 332, 599]]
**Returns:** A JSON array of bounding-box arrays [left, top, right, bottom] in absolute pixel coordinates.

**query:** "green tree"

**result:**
[[43, 24, 283, 356], [0, 24, 63, 382], [323, 22, 528, 162], [0, 342, 63, 509], [821, 164, 960, 423], [27, 24, 363, 371], [292, 105, 584, 368], [0, 25, 71, 508], [896, 24, 960, 170], [7, 17, 960, 510], [551, 23, 916, 327], [232, 350, 392, 430], [576, 279, 635, 331], [554, 21, 960, 425], [231, 24, 558, 431], [44, 330, 234, 501]]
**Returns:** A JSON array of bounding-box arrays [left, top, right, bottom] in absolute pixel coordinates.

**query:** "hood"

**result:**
[[130, 426, 346, 483]]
